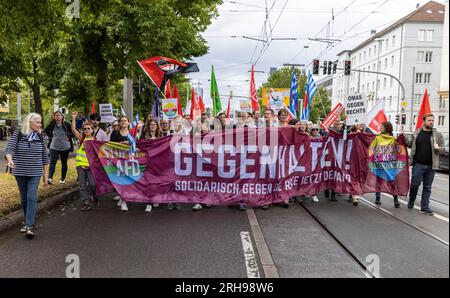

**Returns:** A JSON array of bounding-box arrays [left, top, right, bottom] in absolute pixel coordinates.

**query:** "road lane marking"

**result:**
[[240, 231, 261, 278], [357, 197, 449, 246], [246, 209, 279, 278], [380, 194, 449, 223]]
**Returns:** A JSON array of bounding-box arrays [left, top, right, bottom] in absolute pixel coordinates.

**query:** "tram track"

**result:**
[[297, 202, 377, 278]]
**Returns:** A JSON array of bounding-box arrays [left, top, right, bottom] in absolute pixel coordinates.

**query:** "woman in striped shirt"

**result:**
[[5, 113, 49, 239]]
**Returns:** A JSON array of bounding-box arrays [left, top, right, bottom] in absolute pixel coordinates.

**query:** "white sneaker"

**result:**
[[117, 198, 122, 207], [153, 203, 159, 208], [120, 202, 128, 212], [59, 180, 65, 184], [145, 204, 152, 213], [112, 195, 120, 201], [48, 178, 54, 185], [312, 196, 319, 202], [193, 203, 203, 210]]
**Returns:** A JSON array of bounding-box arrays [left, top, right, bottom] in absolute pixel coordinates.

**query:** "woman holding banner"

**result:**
[[110, 116, 153, 213], [375, 122, 401, 208], [71, 112, 96, 211]]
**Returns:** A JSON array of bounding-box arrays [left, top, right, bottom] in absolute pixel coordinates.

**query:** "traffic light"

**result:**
[[323, 61, 328, 75], [401, 113, 406, 125], [344, 60, 351, 75], [395, 114, 399, 124], [313, 59, 320, 75], [327, 61, 332, 75], [333, 62, 337, 74]]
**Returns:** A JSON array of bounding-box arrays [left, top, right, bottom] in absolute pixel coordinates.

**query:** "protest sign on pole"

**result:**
[[320, 102, 345, 131], [344, 94, 368, 125], [162, 98, 179, 120], [99, 103, 116, 123], [239, 99, 252, 113]]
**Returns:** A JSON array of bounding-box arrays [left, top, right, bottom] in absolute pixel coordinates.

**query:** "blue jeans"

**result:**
[[15, 176, 41, 227], [409, 163, 435, 210]]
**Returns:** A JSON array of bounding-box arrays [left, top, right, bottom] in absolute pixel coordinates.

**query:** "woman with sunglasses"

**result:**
[[110, 116, 153, 213], [71, 112, 96, 211]]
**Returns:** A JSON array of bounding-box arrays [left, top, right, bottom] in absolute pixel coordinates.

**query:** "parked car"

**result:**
[[438, 139, 449, 172]]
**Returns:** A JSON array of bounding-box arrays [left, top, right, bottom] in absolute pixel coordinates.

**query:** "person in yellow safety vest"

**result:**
[[71, 111, 96, 211]]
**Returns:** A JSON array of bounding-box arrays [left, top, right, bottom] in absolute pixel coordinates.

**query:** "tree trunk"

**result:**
[[32, 59, 43, 118], [95, 59, 108, 104]]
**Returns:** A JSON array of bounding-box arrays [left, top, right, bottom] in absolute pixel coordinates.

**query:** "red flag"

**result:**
[[416, 88, 432, 129], [190, 88, 201, 120], [137, 56, 199, 91], [198, 94, 205, 113], [91, 101, 96, 114], [226, 96, 231, 120], [165, 80, 172, 98], [367, 99, 387, 133], [250, 65, 259, 112], [173, 83, 182, 116]]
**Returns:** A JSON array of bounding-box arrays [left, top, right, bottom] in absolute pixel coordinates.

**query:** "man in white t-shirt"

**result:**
[[89, 113, 108, 142]]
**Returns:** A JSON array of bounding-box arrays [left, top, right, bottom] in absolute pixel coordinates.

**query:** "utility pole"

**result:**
[[123, 77, 133, 119], [410, 66, 415, 132]]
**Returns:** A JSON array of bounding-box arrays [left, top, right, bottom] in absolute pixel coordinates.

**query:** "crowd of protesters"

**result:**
[[4, 108, 445, 239]]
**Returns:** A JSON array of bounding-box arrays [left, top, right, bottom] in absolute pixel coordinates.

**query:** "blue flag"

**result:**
[[289, 71, 299, 116]]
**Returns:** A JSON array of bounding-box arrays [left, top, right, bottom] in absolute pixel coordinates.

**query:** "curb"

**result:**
[[0, 187, 79, 233]]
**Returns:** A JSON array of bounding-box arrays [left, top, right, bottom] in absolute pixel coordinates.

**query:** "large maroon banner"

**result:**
[[84, 128, 409, 206]]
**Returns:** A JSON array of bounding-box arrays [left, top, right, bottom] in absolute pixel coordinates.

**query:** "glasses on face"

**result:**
[[311, 129, 319, 131], [83, 127, 92, 131], [280, 114, 287, 118]]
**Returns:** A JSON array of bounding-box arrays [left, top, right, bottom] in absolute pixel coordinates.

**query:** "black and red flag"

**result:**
[[137, 56, 199, 95]]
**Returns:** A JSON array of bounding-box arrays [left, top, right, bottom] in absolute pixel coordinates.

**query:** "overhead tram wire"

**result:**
[[253, 0, 290, 66], [306, 0, 393, 66], [248, 0, 275, 64], [287, 0, 358, 64]]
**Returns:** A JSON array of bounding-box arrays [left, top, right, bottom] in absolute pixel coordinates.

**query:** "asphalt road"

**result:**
[[0, 174, 448, 278]]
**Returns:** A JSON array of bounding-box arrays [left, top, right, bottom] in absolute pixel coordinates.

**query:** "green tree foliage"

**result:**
[[258, 67, 331, 123], [0, 0, 222, 119]]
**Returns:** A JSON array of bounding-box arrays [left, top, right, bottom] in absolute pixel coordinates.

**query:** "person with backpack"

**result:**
[[44, 111, 74, 185], [71, 112, 96, 211], [5, 113, 49, 239]]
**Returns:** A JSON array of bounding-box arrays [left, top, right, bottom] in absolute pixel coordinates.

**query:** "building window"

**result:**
[[426, 30, 433, 41], [373, 63, 376, 71], [364, 51, 366, 60], [374, 45, 377, 55], [386, 38, 389, 49], [418, 29, 426, 41], [414, 94, 422, 105], [439, 96, 447, 109], [392, 35, 396, 47], [369, 48, 371, 58], [359, 53, 361, 63], [425, 51, 432, 62], [383, 78, 387, 89], [424, 73, 431, 84], [415, 72, 423, 84], [438, 116, 445, 126], [367, 83, 370, 92], [390, 77, 394, 87], [378, 61, 381, 70], [417, 51, 424, 62], [372, 81, 375, 91], [379, 41, 383, 52], [384, 58, 388, 68], [362, 84, 365, 92], [391, 56, 394, 67], [389, 96, 393, 106], [368, 66, 371, 72]]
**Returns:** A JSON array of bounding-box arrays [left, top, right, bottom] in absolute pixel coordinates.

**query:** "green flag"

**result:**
[[210, 65, 221, 116]]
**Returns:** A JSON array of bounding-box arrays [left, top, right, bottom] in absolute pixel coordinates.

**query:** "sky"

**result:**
[[185, 0, 446, 111]]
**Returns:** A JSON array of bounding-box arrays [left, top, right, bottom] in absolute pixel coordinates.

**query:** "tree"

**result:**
[[258, 66, 331, 123], [60, 0, 222, 105], [0, 0, 66, 117]]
